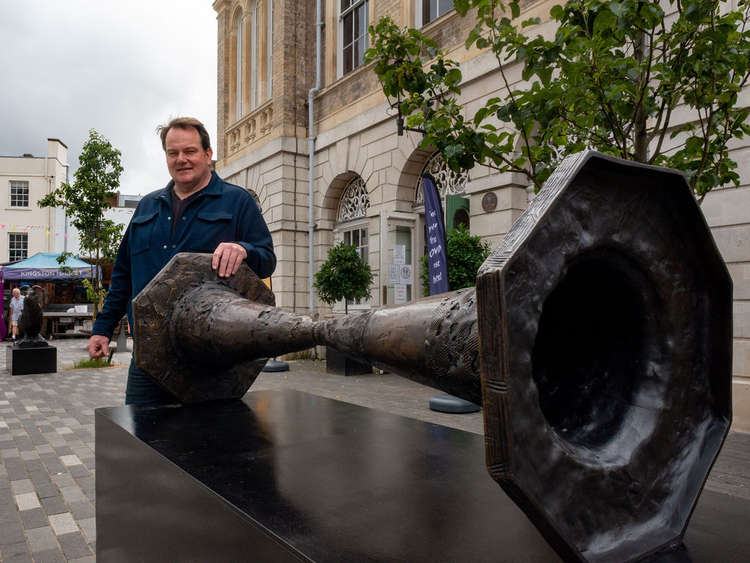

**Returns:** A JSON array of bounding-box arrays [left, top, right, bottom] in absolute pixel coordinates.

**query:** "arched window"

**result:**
[[267, 0, 273, 99], [230, 9, 244, 121], [336, 176, 370, 261], [250, 1, 259, 110], [337, 177, 370, 223], [414, 152, 468, 207]]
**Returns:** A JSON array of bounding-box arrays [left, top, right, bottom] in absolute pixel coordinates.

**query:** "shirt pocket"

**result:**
[[195, 211, 234, 245], [129, 210, 158, 255]]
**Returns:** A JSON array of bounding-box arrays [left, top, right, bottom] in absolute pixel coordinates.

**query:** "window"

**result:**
[[337, 177, 370, 222], [10, 181, 29, 207], [9, 233, 27, 262], [267, 0, 273, 98], [340, 0, 368, 76], [419, 0, 454, 26], [343, 227, 368, 261], [236, 13, 244, 119], [250, 1, 259, 110]]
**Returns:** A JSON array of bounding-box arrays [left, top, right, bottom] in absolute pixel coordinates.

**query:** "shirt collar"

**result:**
[[157, 171, 221, 203]]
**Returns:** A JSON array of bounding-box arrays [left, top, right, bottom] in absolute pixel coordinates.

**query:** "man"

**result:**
[[87, 117, 276, 405], [9, 287, 24, 340]]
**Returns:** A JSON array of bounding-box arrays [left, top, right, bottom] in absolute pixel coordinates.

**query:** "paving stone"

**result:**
[[19, 507, 48, 530], [31, 548, 65, 563], [68, 465, 90, 479], [24, 526, 57, 553], [35, 445, 54, 455], [0, 541, 32, 562], [0, 518, 26, 546], [15, 492, 40, 511], [48, 513, 78, 536], [40, 496, 67, 516], [58, 532, 92, 559], [29, 471, 52, 488], [10, 479, 35, 495], [24, 459, 44, 473], [68, 501, 94, 520], [19, 450, 39, 461], [59, 454, 81, 467], [50, 474, 74, 488], [77, 517, 95, 544], [59, 485, 86, 504], [35, 483, 58, 499]]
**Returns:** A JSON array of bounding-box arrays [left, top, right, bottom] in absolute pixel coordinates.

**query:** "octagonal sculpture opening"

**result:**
[[477, 151, 732, 562]]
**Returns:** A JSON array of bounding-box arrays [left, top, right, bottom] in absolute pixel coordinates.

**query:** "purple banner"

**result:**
[[422, 174, 449, 295]]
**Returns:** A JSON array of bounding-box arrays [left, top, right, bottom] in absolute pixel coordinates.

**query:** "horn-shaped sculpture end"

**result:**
[[132, 253, 275, 403], [476, 151, 732, 561]]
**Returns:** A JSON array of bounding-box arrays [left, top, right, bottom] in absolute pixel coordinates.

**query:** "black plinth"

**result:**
[[325, 346, 372, 375], [95, 390, 750, 562], [6, 345, 57, 375]]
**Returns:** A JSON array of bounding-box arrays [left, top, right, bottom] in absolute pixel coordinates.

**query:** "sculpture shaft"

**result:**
[[172, 283, 481, 404]]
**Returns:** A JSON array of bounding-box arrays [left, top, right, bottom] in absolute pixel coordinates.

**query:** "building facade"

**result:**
[[213, 0, 750, 431], [54, 192, 142, 258], [0, 139, 68, 264]]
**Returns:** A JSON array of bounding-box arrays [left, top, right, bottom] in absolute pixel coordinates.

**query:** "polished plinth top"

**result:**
[[97, 390, 750, 562]]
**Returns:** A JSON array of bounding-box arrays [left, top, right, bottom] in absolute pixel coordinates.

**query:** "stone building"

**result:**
[[0, 139, 68, 263], [212, 0, 750, 431]]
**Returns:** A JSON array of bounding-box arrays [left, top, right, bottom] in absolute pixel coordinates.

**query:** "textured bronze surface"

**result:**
[[18, 286, 50, 348], [132, 151, 732, 562]]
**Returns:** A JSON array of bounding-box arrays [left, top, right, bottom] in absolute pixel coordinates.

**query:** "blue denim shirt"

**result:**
[[92, 171, 276, 338]]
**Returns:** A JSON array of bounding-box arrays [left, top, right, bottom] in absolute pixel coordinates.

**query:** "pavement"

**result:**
[[0, 338, 748, 562]]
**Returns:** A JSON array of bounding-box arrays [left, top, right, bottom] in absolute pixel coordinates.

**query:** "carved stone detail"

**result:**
[[336, 177, 370, 223], [414, 152, 468, 206]]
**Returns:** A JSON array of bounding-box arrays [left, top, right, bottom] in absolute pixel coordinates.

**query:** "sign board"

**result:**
[[394, 245, 406, 265], [388, 264, 399, 286], [394, 284, 408, 304], [399, 264, 412, 285]]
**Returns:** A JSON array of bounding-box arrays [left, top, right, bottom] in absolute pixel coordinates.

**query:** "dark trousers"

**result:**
[[125, 359, 178, 406]]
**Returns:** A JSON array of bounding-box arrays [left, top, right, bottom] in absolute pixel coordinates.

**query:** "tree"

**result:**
[[38, 129, 124, 311], [366, 0, 750, 199], [420, 226, 491, 295], [314, 242, 374, 314]]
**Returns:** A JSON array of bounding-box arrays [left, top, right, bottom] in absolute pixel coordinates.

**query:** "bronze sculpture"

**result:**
[[132, 151, 732, 562], [17, 286, 50, 348]]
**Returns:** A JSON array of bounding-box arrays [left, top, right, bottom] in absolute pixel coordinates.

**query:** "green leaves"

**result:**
[[314, 242, 374, 310], [38, 129, 124, 262], [368, 1, 750, 196], [420, 226, 491, 294]]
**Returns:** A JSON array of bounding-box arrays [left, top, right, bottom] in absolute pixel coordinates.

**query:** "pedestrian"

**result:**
[[9, 287, 24, 340], [86, 117, 276, 405]]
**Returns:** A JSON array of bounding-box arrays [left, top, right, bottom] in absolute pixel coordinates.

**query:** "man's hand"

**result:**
[[212, 242, 248, 278], [87, 334, 110, 359]]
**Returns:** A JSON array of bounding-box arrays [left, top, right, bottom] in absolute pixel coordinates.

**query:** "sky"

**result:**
[[0, 0, 217, 195]]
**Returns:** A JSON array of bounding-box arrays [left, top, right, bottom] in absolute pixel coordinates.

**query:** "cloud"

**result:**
[[0, 0, 217, 194]]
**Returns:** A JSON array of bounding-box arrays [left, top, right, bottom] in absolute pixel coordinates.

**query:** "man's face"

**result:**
[[165, 127, 213, 194]]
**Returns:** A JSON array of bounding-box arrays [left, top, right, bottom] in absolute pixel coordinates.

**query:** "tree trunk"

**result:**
[[634, 25, 649, 162]]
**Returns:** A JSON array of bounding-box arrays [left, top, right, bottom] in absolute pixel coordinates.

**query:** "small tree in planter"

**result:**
[[421, 226, 491, 295], [315, 242, 374, 314]]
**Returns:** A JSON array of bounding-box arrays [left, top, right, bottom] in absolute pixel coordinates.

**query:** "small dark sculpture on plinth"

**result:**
[[8, 286, 57, 375], [132, 151, 732, 562]]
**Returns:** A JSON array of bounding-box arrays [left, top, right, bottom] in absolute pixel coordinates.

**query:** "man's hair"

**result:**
[[157, 117, 211, 151]]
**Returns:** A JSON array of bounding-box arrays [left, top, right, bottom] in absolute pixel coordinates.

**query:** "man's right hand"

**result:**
[[87, 334, 110, 359]]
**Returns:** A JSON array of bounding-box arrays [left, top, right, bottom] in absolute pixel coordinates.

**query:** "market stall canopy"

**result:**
[[2, 253, 97, 280]]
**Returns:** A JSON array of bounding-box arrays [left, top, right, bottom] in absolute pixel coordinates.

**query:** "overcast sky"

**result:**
[[0, 0, 217, 195]]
